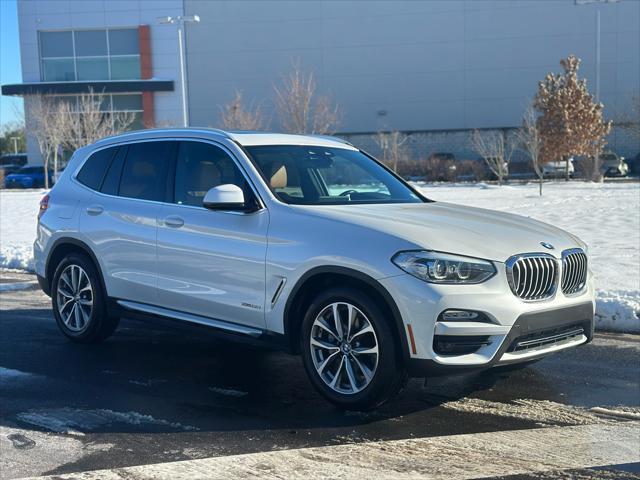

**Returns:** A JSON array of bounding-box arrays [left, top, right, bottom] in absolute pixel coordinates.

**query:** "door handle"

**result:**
[[86, 205, 104, 216], [163, 215, 184, 228]]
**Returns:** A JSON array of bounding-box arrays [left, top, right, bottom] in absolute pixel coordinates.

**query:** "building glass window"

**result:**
[[110, 56, 141, 80], [74, 30, 108, 57], [38, 28, 141, 82], [39, 31, 73, 57], [46, 93, 144, 132], [76, 57, 110, 81], [42, 58, 75, 81], [108, 29, 139, 55]]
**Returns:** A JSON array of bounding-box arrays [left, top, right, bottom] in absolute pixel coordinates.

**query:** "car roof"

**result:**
[[92, 128, 357, 151]]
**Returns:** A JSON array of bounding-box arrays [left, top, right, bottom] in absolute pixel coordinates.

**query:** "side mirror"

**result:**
[[203, 184, 246, 211]]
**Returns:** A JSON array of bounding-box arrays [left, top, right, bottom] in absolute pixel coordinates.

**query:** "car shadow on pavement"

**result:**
[[1, 307, 554, 439]]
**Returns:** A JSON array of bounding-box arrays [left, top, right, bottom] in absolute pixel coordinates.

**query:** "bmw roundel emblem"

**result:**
[[540, 242, 555, 250]]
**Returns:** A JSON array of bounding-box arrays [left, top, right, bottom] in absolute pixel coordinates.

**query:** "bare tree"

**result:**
[[534, 55, 612, 181], [63, 90, 136, 152], [28, 95, 67, 189], [219, 90, 268, 130], [517, 107, 545, 195], [274, 62, 340, 134], [375, 131, 409, 173], [470, 129, 513, 186]]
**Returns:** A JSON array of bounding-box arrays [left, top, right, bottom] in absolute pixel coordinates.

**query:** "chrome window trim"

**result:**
[[70, 136, 267, 214], [505, 252, 559, 303]]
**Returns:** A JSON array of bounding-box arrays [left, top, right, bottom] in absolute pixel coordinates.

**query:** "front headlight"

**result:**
[[392, 251, 496, 284]]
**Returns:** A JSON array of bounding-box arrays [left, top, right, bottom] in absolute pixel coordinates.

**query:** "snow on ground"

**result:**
[[0, 189, 45, 271], [16, 408, 198, 435], [0, 182, 638, 332]]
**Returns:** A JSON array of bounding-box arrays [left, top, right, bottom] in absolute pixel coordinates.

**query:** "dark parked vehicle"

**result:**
[[4, 166, 52, 189], [0, 153, 28, 167], [0, 164, 24, 177]]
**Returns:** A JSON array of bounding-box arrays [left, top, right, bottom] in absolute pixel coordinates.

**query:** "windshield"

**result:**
[[245, 145, 425, 205]]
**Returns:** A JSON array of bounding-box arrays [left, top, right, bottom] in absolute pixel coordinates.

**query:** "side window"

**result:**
[[118, 141, 174, 202], [76, 147, 118, 190], [100, 146, 126, 196], [174, 141, 247, 207]]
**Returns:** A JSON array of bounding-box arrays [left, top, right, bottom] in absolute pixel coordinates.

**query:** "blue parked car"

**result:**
[[4, 166, 53, 189]]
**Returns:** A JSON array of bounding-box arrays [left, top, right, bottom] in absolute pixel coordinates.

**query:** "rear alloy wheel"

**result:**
[[52, 253, 119, 343], [56, 264, 94, 332], [301, 287, 406, 410]]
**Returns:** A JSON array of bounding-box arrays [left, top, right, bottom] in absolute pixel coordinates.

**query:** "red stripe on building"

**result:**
[[138, 25, 154, 128]]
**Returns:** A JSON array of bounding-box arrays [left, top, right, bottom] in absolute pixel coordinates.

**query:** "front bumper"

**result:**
[[379, 265, 595, 376], [406, 302, 594, 376]]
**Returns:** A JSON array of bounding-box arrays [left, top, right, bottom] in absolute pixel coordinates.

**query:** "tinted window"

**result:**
[[118, 142, 174, 202], [77, 147, 118, 190], [100, 147, 127, 196], [174, 142, 248, 207]]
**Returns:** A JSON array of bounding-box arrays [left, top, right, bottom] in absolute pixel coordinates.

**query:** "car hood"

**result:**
[[298, 202, 583, 262]]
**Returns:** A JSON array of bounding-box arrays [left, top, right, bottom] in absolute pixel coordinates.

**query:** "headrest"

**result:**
[[270, 164, 287, 189]]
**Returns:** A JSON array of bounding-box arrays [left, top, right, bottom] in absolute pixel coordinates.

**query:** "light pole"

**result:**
[[158, 15, 200, 127], [575, 0, 619, 179], [575, 0, 620, 103], [10, 136, 20, 154]]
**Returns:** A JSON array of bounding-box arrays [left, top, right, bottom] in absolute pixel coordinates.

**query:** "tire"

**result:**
[[300, 287, 406, 410], [51, 252, 119, 343]]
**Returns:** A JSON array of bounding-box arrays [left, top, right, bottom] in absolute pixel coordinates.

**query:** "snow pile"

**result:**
[[0, 189, 44, 271], [1, 183, 638, 332], [16, 408, 198, 435]]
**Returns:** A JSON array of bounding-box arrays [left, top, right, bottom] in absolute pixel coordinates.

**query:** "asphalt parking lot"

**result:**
[[1, 272, 639, 479]]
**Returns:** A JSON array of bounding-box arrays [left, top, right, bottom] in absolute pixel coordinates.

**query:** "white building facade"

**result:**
[[3, 0, 639, 163]]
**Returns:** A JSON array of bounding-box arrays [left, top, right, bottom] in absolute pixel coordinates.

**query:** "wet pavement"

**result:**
[[1, 281, 639, 479]]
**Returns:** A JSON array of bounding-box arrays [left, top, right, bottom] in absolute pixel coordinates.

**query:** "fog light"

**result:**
[[441, 310, 479, 321]]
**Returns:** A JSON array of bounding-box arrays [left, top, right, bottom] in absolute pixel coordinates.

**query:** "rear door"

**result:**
[[79, 140, 176, 305], [156, 140, 269, 329]]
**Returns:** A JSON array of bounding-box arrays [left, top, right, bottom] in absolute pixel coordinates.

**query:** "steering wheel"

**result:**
[[339, 189, 359, 197]]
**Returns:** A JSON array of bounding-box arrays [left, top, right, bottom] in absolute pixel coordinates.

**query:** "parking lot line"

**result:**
[[23, 421, 640, 480]]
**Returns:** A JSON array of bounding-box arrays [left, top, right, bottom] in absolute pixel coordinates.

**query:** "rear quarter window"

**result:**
[[76, 147, 118, 190]]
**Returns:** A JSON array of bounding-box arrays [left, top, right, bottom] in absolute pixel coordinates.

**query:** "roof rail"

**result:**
[[93, 127, 233, 145], [309, 134, 353, 146]]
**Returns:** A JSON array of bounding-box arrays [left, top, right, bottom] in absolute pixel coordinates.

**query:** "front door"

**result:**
[[156, 140, 269, 329]]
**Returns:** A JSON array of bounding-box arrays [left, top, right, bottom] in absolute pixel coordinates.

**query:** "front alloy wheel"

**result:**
[[310, 302, 379, 394], [301, 287, 406, 410]]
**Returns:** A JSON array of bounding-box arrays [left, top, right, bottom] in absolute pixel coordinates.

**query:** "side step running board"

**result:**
[[117, 300, 263, 338]]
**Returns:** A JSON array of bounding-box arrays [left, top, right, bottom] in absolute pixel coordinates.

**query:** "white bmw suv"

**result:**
[[34, 129, 595, 409]]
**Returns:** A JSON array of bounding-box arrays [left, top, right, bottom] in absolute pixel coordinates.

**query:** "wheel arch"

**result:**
[[283, 266, 410, 362], [45, 238, 107, 299]]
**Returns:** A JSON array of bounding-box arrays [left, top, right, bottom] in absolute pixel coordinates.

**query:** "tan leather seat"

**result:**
[[269, 163, 288, 189]]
